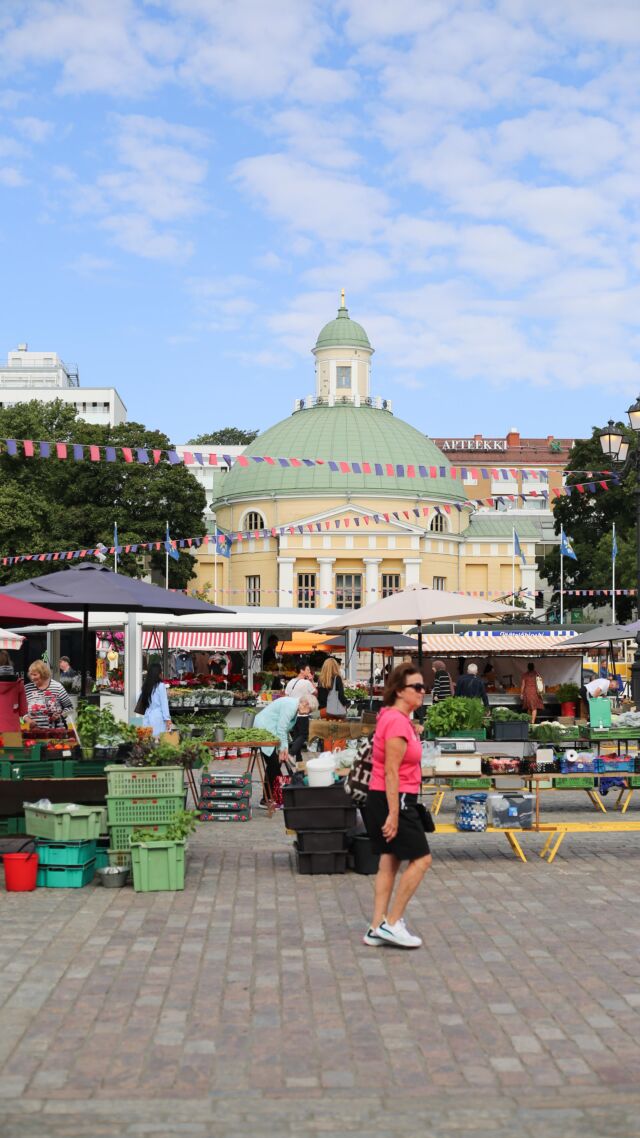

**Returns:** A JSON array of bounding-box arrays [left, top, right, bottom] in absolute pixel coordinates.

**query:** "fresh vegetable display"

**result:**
[[491, 707, 530, 723], [75, 702, 136, 757], [425, 697, 485, 735], [222, 728, 279, 744], [529, 722, 581, 742], [343, 685, 370, 701]]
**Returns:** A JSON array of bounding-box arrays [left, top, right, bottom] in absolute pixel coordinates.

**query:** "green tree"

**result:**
[[540, 423, 636, 620], [187, 427, 258, 445], [0, 400, 207, 588]]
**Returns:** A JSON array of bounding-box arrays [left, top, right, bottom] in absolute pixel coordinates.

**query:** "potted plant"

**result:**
[[491, 706, 530, 741], [556, 683, 582, 718], [129, 809, 199, 892]]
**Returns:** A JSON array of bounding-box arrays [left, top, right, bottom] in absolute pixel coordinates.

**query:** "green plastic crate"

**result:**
[[108, 822, 170, 850], [627, 775, 640, 788], [108, 848, 131, 868], [36, 860, 96, 888], [2, 759, 72, 780], [35, 839, 97, 866], [0, 816, 25, 835], [105, 765, 184, 797], [553, 776, 595, 789], [449, 777, 492, 789], [94, 846, 109, 870], [427, 729, 487, 741], [68, 760, 112, 778], [106, 794, 185, 827], [130, 841, 185, 892], [24, 804, 106, 841], [0, 743, 43, 762]]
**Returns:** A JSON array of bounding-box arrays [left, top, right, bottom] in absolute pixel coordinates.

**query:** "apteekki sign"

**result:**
[[439, 439, 508, 452]]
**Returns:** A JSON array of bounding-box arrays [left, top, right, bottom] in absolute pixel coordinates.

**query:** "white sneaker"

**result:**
[[362, 926, 385, 947], [375, 918, 422, 949]]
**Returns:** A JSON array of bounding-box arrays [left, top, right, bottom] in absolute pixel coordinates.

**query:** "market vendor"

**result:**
[[25, 660, 74, 730], [253, 693, 316, 805]]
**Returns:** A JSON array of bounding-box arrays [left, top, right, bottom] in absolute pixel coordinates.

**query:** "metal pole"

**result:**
[[560, 527, 564, 627], [214, 524, 218, 605], [80, 607, 89, 698], [632, 448, 640, 705], [165, 519, 169, 590], [512, 527, 516, 613], [612, 522, 616, 624]]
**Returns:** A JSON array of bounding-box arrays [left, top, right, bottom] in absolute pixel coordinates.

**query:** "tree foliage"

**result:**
[[187, 427, 258, 445], [540, 423, 636, 620], [0, 400, 207, 588]]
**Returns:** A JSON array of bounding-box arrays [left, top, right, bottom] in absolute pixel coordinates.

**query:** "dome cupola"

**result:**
[[312, 291, 374, 404]]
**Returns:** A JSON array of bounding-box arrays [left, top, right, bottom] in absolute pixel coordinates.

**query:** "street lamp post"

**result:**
[[598, 398, 640, 704]]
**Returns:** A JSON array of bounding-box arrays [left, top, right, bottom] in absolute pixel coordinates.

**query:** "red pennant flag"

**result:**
[[362, 462, 371, 474], [407, 465, 415, 478], [422, 507, 429, 515], [429, 466, 436, 478], [363, 516, 370, 525], [386, 464, 394, 477], [339, 461, 350, 473], [325, 521, 330, 529], [403, 511, 410, 519], [183, 451, 194, 465], [599, 481, 608, 489], [208, 452, 218, 466], [236, 455, 249, 467], [89, 445, 100, 462], [383, 513, 390, 522], [577, 484, 585, 494], [152, 449, 162, 464], [56, 443, 67, 460], [23, 440, 34, 457], [290, 458, 302, 468], [122, 448, 133, 463], [444, 505, 451, 514], [451, 467, 457, 478], [264, 456, 275, 465]]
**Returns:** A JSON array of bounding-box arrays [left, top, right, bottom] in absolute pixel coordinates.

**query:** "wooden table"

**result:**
[[308, 720, 375, 746]]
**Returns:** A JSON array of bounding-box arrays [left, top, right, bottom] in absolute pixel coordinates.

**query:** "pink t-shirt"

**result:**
[[370, 706, 422, 795]]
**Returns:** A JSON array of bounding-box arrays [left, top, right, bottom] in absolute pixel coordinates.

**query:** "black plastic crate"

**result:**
[[198, 785, 252, 801], [283, 804, 357, 831], [200, 772, 251, 789], [197, 796, 251, 812], [294, 844, 348, 875], [295, 830, 350, 853], [493, 722, 529, 742], [282, 783, 349, 809]]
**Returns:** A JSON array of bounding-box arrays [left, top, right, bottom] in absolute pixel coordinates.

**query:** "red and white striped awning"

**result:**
[[421, 634, 580, 656], [141, 631, 260, 653]]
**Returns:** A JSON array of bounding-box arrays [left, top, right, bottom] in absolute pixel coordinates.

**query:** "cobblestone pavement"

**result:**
[[1, 769, 640, 1137]]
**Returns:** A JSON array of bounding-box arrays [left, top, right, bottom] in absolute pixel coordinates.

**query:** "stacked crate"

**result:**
[[282, 784, 356, 874], [105, 765, 186, 866], [24, 803, 105, 889], [198, 771, 252, 821]]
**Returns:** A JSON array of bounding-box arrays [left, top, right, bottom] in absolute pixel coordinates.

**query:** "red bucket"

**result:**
[[3, 852, 39, 892]]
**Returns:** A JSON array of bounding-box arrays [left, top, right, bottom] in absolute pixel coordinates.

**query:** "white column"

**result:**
[[317, 557, 335, 609], [124, 612, 142, 722], [403, 558, 422, 587], [277, 557, 296, 607], [363, 557, 382, 603]]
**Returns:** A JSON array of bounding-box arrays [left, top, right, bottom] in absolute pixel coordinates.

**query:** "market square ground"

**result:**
[[1, 779, 640, 1138]]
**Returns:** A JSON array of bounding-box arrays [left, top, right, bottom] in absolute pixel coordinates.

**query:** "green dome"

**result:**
[[314, 304, 372, 351], [215, 403, 467, 504]]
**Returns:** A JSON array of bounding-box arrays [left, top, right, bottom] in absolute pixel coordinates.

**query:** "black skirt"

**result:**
[[364, 790, 430, 861]]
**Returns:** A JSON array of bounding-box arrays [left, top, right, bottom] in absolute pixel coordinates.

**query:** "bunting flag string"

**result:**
[[562, 589, 637, 596], [0, 437, 564, 482]]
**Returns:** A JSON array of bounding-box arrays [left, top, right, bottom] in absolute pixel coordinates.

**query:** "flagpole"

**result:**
[[114, 523, 118, 575], [612, 522, 616, 624], [560, 526, 564, 626], [213, 523, 219, 605], [165, 519, 169, 590], [512, 526, 516, 613]]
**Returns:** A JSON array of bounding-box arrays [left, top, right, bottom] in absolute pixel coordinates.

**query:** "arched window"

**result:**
[[244, 510, 265, 533], [430, 514, 448, 533]]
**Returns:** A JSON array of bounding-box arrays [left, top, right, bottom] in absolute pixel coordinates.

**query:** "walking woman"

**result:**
[[363, 663, 432, 949], [431, 659, 452, 702], [520, 660, 544, 725], [137, 661, 172, 738]]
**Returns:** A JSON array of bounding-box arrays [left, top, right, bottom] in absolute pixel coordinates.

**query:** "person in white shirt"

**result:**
[[585, 678, 610, 698], [285, 661, 317, 701]]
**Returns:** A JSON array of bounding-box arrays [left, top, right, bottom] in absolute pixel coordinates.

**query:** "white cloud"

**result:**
[[66, 253, 114, 276], [0, 167, 26, 187], [101, 213, 192, 261], [13, 116, 53, 143], [234, 154, 389, 244]]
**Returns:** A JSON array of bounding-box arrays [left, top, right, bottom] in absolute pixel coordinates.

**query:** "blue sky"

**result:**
[[1, 0, 639, 445]]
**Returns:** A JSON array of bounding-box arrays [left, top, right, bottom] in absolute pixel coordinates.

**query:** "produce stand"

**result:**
[[308, 719, 376, 746]]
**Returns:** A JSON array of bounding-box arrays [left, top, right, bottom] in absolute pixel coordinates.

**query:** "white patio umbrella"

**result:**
[[0, 629, 24, 651], [310, 584, 514, 663]]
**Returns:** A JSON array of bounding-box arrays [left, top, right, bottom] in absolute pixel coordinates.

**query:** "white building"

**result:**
[[0, 345, 127, 426]]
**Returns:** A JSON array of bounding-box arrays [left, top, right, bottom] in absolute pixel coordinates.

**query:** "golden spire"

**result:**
[[340, 288, 345, 307]]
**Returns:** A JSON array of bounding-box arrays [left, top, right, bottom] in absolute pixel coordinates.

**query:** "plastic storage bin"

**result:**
[[282, 784, 350, 809], [283, 804, 356, 831], [294, 843, 348, 875], [105, 765, 184, 797], [295, 830, 350, 853], [351, 835, 380, 875], [24, 804, 106, 841], [106, 794, 185, 826], [35, 839, 97, 866], [200, 772, 251, 790], [108, 823, 170, 850], [36, 860, 96, 888], [486, 793, 534, 830], [493, 722, 529, 742], [130, 841, 185, 892]]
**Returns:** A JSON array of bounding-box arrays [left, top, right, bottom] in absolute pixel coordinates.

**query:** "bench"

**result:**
[[537, 820, 640, 863], [434, 823, 531, 862]]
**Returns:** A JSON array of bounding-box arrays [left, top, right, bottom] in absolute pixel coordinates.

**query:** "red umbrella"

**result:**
[[0, 595, 79, 628]]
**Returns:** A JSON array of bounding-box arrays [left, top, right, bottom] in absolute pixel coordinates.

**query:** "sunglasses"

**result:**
[[404, 682, 426, 693]]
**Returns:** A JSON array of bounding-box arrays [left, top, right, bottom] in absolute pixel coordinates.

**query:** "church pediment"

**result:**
[[283, 503, 428, 536]]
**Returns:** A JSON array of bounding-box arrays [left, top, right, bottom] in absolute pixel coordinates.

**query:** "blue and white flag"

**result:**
[[514, 531, 526, 565], [560, 531, 578, 561], [165, 524, 180, 561], [612, 528, 618, 563], [113, 522, 119, 553]]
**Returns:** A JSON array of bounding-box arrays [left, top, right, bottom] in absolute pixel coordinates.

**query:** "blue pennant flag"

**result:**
[[113, 522, 119, 553], [165, 524, 180, 561], [514, 531, 526, 565], [560, 531, 578, 561]]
